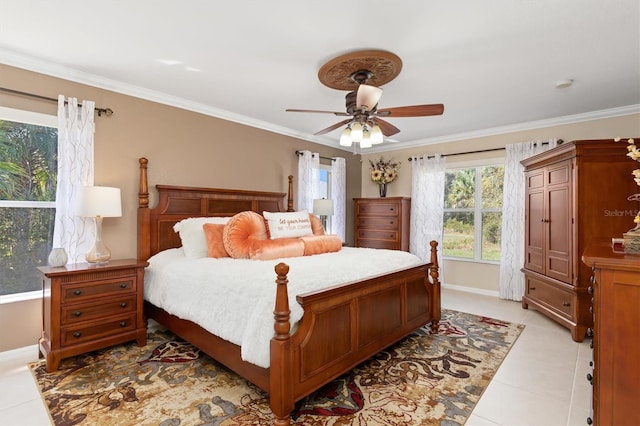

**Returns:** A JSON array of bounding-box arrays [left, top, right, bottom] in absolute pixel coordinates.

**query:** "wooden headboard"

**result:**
[[137, 157, 294, 260]]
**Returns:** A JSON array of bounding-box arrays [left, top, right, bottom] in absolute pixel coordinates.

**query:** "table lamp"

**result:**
[[313, 198, 334, 233], [76, 186, 122, 264]]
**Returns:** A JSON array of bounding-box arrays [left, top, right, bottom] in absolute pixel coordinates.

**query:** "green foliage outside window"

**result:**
[[0, 118, 57, 296], [443, 165, 504, 261]]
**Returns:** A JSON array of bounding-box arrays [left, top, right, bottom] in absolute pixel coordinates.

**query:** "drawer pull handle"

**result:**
[[529, 287, 536, 291], [589, 306, 593, 314], [119, 283, 127, 289], [586, 373, 593, 384], [119, 322, 126, 327], [120, 302, 127, 308], [586, 328, 593, 337], [73, 311, 82, 317], [587, 417, 593, 425], [73, 332, 82, 338], [589, 275, 595, 284], [73, 290, 82, 296], [587, 286, 593, 295], [562, 302, 570, 307]]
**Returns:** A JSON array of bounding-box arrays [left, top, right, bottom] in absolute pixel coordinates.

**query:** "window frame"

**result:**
[[442, 157, 504, 264], [0, 106, 57, 303]]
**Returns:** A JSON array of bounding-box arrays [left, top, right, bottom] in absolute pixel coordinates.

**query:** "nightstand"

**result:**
[[38, 259, 148, 372]]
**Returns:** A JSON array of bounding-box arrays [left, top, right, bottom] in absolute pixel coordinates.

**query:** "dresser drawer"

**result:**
[[61, 314, 136, 346], [357, 229, 398, 241], [62, 278, 136, 303], [355, 238, 399, 250], [357, 216, 399, 230], [357, 202, 400, 216], [61, 295, 137, 325], [525, 277, 574, 320]]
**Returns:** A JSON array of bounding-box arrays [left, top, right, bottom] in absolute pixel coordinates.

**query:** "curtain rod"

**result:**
[[294, 150, 335, 161], [0, 87, 114, 117], [408, 140, 561, 161]]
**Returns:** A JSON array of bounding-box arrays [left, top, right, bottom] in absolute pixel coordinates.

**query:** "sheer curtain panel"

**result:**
[[499, 138, 557, 300], [297, 150, 320, 212], [331, 157, 346, 241], [410, 154, 446, 278], [52, 96, 95, 264]]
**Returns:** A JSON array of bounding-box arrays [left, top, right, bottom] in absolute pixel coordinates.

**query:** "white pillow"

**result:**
[[173, 217, 231, 258], [263, 210, 313, 239]]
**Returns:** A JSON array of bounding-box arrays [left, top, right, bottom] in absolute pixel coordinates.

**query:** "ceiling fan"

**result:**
[[286, 50, 444, 147]]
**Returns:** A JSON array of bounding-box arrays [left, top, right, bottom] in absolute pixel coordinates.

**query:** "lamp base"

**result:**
[[86, 216, 112, 264]]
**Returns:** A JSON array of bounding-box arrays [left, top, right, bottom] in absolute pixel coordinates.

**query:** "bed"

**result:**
[[136, 157, 441, 425]]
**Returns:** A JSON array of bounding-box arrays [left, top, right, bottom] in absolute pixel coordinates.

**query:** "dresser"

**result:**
[[38, 259, 148, 372], [354, 197, 410, 251], [521, 139, 638, 341], [582, 240, 640, 426]]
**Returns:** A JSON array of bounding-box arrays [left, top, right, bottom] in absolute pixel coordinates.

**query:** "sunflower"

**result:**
[[371, 170, 383, 182]]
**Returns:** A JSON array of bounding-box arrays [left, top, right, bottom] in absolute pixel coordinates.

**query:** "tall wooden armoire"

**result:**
[[521, 139, 638, 341]]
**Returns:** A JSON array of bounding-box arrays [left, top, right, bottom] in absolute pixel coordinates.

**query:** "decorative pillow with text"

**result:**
[[263, 210, 313, 239]]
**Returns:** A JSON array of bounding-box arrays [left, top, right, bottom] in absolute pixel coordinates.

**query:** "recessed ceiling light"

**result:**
[[555, 79, 573, 89]]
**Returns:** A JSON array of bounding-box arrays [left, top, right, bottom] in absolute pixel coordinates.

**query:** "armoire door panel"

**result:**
[[546, 179, 572, 283], [524, 189, 545, 273]]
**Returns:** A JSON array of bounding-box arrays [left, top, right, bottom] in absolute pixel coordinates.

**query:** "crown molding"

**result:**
[[3, 49, 638, 155]]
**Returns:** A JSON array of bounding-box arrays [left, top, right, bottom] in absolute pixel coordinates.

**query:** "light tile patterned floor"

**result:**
[[0, 288, 592, 425]]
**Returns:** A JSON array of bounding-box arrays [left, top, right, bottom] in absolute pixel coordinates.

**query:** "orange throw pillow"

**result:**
[[309, 213, 325, 235], [301, 235, 343, 256], [202, 223, 229, 258], [223, 211, 269, 259], [249, 238, 305, 260]]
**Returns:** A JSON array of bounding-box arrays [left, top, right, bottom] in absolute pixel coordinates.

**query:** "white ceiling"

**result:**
[[1, 0, 639, 152]]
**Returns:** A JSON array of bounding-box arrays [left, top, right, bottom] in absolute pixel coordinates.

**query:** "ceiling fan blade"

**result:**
[[356, 84, 383, 112], [377, 104, 444, 117], [374, 118, 401, 137], [314, 118, 353, 135], [286, 108, 350, 116]]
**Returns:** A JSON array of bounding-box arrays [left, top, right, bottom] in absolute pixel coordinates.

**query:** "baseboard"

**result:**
[[442, 282, 500, 298], [0, 343, 39, 360]]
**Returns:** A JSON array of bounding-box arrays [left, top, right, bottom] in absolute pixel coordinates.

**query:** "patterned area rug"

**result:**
[[29, 309, 524, 425]]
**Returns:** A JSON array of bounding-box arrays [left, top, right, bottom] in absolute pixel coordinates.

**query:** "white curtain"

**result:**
[[297, 150, 320, 212], [410, 154, 446, 278], [499, 138, 557, 300], [52, 96, 95, 264], [331, 157, 346, 241]]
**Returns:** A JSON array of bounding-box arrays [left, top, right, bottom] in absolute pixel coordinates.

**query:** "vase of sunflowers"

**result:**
[[369, 157, 400, 198], [615, 137, 640, 253]]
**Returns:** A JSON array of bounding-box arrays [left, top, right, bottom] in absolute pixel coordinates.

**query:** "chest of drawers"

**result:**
[[354, 197, 411, 251], [38, 259, 148, 372]]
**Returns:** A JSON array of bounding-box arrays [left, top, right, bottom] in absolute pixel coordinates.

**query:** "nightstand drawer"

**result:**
[[61, 314, 136, 346], [62, 278, 135, 303], [61, 295, 137, 325], [357, 202, 400, 216], [357, 216, 399, 229]]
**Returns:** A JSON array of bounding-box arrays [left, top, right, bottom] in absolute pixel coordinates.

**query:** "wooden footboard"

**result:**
[[270, 241, 440, 425]]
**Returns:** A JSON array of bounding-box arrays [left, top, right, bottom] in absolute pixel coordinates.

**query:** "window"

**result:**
[[318, 165, 332, 232], [0, 107, 57, 298], [443, 164, 504, 261]]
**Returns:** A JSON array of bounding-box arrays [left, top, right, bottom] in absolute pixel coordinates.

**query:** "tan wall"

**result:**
[[360, 113, 640, 294], [1, 62, 638, 351], [0, 64, 362, 351]]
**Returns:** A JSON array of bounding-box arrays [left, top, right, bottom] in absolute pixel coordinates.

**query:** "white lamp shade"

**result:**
[[313, 198, 334, 216], [356, 84, 383, 111], [339, 127, 352, 147], [350, 122, 363, 142], [370, 124, 384, 144], [76, 186, 122, 217], [360, 130, 372, 148]]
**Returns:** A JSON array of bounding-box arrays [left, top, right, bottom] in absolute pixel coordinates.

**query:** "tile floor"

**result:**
[[0, 287, 592, 425]]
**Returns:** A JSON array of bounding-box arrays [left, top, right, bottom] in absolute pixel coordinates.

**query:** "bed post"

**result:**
[[138, 158, 151, 261], [429, 240, 441, 332], [287, 175, 294, 212], [270, 262, 294, 425]]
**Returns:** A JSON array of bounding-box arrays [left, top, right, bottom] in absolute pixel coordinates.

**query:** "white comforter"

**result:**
[[144, 247, 424, 368]]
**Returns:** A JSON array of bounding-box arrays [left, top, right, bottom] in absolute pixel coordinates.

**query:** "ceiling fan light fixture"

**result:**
[[351, 122, 363, 142], [356, 84, 383, 112], [360, 129, 372, 148], [370, 124, 383, 144], [339, 127, 352, 147]]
